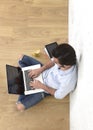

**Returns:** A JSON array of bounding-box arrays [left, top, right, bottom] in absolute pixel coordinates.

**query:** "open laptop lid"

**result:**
[[6, 64, 24, 95], [44, 42, 58, 59]]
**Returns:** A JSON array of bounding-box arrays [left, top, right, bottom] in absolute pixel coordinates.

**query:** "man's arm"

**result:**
[[30, 80, 56, 96], [40, 60, 55, 73], [28, 60, 55, 78], [41, 84, 56, 95]]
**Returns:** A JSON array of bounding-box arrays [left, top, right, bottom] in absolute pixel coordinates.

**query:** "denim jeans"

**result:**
[[17, 55, 50, 109]]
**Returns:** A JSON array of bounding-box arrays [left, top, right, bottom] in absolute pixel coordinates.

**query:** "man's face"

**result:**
[[53, 57, 72, 70]]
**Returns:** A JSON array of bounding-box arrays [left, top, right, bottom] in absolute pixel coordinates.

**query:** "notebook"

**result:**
[[6, 64, 44, 95], [44, 42, 58, 60]]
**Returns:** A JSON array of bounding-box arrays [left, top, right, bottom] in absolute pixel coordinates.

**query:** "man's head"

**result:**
[[52, 43, 76, 69]]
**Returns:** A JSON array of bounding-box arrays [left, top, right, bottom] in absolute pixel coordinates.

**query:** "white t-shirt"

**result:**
[[42, 64, 77, 99]]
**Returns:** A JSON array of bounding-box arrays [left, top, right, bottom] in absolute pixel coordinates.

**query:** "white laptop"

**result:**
[[6, 64, 44, 95]]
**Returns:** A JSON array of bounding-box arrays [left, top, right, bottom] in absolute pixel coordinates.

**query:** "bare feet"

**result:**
[[18, 54, 24, 61], [16, 102, 25, 112], [18, 54, 24, 67]]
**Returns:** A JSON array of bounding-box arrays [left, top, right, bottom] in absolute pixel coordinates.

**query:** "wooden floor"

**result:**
[[0, 0, 68, 130]]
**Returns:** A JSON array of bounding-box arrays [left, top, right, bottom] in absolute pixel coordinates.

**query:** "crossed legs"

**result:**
[[16, 54, 45, 111]]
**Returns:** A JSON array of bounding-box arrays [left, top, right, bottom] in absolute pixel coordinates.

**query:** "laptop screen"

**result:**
[[45, 42, 58, 58], [6, 64, 24, 94]]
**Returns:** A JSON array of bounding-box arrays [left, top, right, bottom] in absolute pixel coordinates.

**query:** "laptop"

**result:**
[[6, 64, 44, 95], [44, 42, 58, 60]]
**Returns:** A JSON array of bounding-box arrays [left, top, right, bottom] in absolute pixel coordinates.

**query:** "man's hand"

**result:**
[[29, 80, 43, 89], [29, 80, 56, 96], [28, 68, 42, 78]]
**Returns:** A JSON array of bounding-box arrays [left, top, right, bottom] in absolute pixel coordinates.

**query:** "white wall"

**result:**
[[69, 0, 93, 130]]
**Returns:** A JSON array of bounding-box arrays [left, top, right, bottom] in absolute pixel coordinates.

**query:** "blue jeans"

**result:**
[[17, 55, 50, 109]]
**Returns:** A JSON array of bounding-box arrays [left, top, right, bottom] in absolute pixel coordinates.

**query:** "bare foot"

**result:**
[[16, 102, 25, 112], [18, 54, 24, 61], [18, 54, 24, 67]]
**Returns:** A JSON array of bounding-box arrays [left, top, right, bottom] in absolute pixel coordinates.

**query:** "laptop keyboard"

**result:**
[[24, 70, 34, 91]]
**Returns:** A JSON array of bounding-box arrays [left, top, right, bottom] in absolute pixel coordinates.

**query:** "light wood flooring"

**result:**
[[0, 0, 68, 130]]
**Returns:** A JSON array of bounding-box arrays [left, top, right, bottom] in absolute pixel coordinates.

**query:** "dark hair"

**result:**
[[52, 43, 76, 65]]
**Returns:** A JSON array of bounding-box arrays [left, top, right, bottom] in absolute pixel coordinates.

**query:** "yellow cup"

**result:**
[[32, 50, 40, 57]]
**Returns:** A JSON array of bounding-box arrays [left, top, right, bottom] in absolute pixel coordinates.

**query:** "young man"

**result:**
[[16, 43, 77, 111]]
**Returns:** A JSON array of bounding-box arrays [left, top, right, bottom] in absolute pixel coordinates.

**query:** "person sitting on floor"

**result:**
[[16, 43, 78, 111]]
